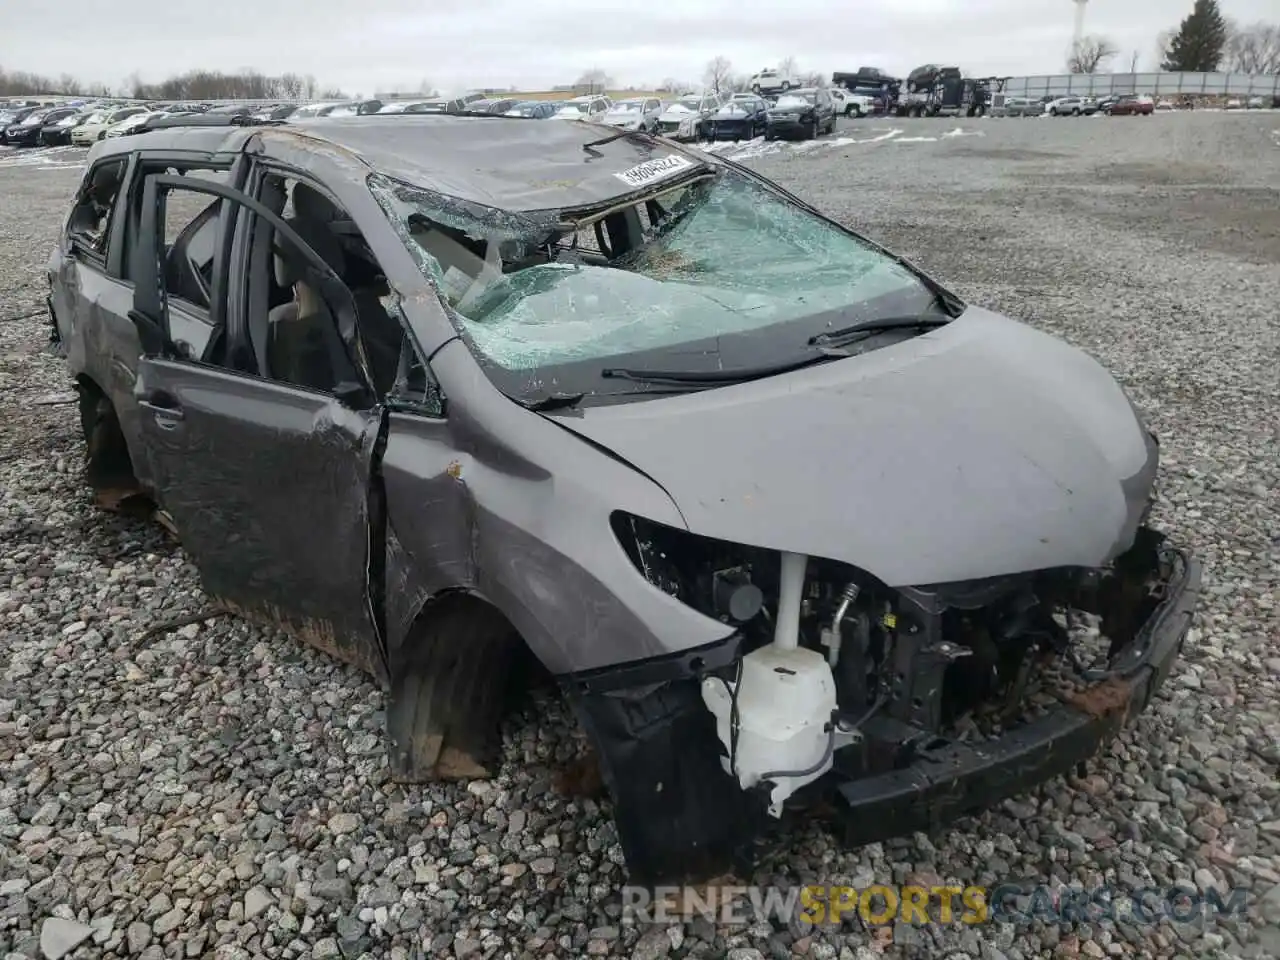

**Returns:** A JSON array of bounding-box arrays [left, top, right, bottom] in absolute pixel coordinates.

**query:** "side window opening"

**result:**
[[68, 158, 127, 258], [161, 169, 231, 314], [244, 173, 432, 408]]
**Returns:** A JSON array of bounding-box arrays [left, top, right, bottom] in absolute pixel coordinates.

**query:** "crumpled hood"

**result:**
[[554, 307, 1156, 586]]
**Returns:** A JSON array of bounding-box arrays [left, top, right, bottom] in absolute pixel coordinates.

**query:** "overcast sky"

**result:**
[[3, 0, 1274, 95]]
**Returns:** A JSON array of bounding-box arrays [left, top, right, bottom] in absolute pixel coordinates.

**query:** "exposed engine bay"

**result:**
[[609, 512, 1184, 820]]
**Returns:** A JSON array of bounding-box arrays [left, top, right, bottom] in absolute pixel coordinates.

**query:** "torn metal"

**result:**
[[571, 523, 1200, 884]]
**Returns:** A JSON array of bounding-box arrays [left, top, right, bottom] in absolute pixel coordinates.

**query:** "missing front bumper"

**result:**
[[837, 545, 1199, 839], [566, 534, 1201, 885]]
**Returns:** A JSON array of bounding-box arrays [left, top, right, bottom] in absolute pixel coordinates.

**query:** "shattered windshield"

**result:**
[[371, 167, 931, 402]]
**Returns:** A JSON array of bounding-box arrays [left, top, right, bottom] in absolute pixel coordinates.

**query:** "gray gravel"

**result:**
[[2, 111, 1279, 959]]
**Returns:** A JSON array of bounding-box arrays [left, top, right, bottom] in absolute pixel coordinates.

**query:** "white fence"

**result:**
[[1002, 73, 1280, 99]]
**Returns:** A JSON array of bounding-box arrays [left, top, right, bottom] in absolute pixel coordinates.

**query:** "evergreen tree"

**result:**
[[1161, 0, 1229, 72]]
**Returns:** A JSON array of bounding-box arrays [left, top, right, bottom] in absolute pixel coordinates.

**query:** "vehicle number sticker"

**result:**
[[614, 154, 695, 189]]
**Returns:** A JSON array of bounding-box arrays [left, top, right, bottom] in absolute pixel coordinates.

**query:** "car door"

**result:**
[[126, 171, 388, 680], [819, 89, 834, 124]]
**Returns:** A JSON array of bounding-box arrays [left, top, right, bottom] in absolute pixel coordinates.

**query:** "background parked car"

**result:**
[[325, 99, 384, 117], [378, 97, 467, 115], [465, 97, 518, 115], [1004, 96, 1046, 117], [503, 100, 562, 119], [5, 106, 78, 147], [250, 103, 300, 121], [1107, 95, 1154, 116], [828, 87, 873, 117], [105, 110, 159, 138], [600, 97, 663, 132], [750, 67, 795, 95], [1048, 96, 1096, 116], [657, 91, 725, 141], [552, 94, 613, 121], [289, 102, 343, 120], [766, 88, 837, 140], [709, 94, 769, 141], [40, 107, 94, 145], [72, 107, 147, 144], [0, 105, 38, 142]]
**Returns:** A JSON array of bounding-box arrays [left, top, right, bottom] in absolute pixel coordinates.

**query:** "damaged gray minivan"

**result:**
[[48, 112, 1201, 885]]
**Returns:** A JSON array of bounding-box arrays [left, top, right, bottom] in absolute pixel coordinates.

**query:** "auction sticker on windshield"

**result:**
[[614, 154, 695, 189]]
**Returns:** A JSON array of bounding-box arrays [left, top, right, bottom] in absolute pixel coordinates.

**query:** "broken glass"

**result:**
[[370, 168, 921, 372]]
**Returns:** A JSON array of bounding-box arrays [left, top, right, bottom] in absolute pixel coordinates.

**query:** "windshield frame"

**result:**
[[368, 159, 962, 407]]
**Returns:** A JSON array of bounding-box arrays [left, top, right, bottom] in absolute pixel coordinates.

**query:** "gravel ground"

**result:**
[[2, 112, 1279, 960]]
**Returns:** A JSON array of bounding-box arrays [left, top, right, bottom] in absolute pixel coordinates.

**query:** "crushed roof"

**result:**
[[285, 116, 712, 212], [95, 115, 715, 214]]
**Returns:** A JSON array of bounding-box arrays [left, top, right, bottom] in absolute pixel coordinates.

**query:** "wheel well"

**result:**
[[76, 375, 139, 495], [385, 591, 551, 782]]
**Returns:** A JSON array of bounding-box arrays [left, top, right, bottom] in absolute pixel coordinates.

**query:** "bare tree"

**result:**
[[1068, 36, 1120, 73], [0, 63, 333, 100], [574, 68, 612, 94], [704, 56, 733, 95], [1225, 21, 1280, 74]]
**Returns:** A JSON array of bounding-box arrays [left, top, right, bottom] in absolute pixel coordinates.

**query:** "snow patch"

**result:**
[[699, 127, 910, 161], [0, 145, 87, 170]]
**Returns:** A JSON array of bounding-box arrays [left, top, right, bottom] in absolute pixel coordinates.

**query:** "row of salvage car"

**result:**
[[1, 86, 864, 152]]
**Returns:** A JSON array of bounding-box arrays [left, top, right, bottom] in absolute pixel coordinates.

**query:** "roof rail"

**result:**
[[140, 114, 287, 132]]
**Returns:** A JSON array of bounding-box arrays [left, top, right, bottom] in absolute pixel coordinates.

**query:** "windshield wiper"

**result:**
[[603, 350, 846, 386], [807, 314, 953, 347]]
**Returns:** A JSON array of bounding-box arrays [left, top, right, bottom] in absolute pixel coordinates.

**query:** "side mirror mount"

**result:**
[[332, 380, 375, 411]]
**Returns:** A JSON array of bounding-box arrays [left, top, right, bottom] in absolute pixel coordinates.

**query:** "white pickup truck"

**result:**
[[828, 87, 875, 117]]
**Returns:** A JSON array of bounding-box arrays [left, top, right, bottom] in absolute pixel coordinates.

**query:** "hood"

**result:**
[[769, 102, 815, 114], [551, 307, 1156, 587]]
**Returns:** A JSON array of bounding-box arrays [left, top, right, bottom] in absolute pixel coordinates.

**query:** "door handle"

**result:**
[[138, 391, 184, 427]]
